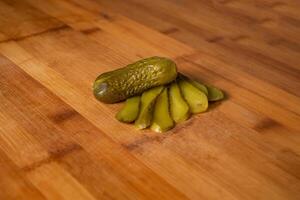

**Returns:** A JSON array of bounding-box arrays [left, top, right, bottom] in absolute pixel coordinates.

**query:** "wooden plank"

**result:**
[[180, 53, 300, 116], [175, 58, 300, 132], [0, 0, 64, 42], [0, 109, 49, 168], [92, 0, 300, 97], [27, 162, 96, 200], [0, 0, 299, 199], [26, 0, 194, 58], [0, 39, 233, 200], [0, 25, 298, 200], [0, 52, 188, 199], [0, 148, 46, 200]]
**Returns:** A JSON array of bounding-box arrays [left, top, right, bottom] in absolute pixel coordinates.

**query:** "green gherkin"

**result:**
[[93, 57, 177, 103]]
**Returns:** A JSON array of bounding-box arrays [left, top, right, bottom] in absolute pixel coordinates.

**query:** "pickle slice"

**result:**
[[206, 85, 224, 101], [169, 82, 190, 123], [150, 88, 174, 132], [116, 96, 140, 123], [189, 80, 208, 96], [182, 74, 223, 101], [179, 80, 208, 113], [134, 86, 164, 129]]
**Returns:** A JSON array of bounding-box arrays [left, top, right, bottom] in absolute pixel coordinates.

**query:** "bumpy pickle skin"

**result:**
[[93, 57, 177, 103], [206, 85, 224, 101], [150, 88, 174, 133], [116, 96, 141, 123], [178, 80, 208, 113], [169, 82, 190, 123], [134, 86, 164, 129]]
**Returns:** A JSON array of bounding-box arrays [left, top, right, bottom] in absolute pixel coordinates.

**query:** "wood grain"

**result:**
[[0, 0, 299, 199]]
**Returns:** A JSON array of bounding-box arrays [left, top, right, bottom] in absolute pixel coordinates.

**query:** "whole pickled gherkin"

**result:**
[[93, 57, 177, 103]]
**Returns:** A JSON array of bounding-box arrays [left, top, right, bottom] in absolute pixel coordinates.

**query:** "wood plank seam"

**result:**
[[0, 24, 71, 43], [21, 144, 82, 172]]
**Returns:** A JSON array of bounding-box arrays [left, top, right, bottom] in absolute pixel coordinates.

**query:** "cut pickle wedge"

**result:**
[[179, 80, 208, 113], [206, 85, 224, 101], [116, 96, 140, 123], [189, 80, 208, 96], [169, 82, 190, 123], [134, 86, 164, 129], [150, 88, 174, 132], [183, 74, 224, 101]]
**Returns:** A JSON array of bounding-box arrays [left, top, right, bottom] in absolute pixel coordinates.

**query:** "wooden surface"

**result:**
[[0, 0, 300, 199]]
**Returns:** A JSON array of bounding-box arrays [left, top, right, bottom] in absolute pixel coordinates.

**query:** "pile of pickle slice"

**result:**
[[116, 74, 223, 132]]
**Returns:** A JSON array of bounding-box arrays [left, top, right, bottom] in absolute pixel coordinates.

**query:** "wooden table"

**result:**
[[0, 0, 299, 199]]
